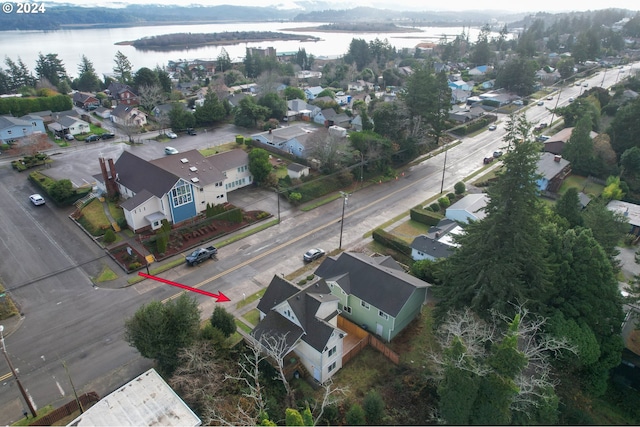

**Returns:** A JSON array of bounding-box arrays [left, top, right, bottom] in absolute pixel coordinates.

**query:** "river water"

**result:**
[[2, 21, 485, 77]]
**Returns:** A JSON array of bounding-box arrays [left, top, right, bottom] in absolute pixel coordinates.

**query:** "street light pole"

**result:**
[[339, 192, 348, 250], [0, 325, 38, 418], [276, 189, 280, 223], [440, 143, 448, 194]]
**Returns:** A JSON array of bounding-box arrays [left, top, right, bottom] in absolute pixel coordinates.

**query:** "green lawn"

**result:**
[[558, 175, 604, 198]]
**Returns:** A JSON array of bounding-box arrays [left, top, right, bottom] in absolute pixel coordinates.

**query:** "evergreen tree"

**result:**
[[554, 188, 584, 228], [35, 52, 67, 88], [124, 294, 201, 375], [209, 306, 236, 338], [543, 227, 625, 396], [76, 55, 101, 92], [216, 47, 232, 74], [562, 115, 595, 175], [113, 50, 133, 84], [435, 114, 549, 320]]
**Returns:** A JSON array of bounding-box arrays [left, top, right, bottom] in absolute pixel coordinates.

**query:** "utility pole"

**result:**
[[440, 143, 448, 194], [0, 325, 37, 418], [339, 192, 348, 250]]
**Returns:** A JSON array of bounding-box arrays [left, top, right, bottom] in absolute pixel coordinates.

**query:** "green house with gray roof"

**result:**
[[314, 252, 431, 342]]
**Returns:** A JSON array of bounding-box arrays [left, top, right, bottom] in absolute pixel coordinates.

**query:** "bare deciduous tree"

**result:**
[[306, 128, 345, 173], [138, 84, 164, 112]]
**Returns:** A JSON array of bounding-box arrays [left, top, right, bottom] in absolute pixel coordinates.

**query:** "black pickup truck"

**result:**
[[185, 246, 217, 266]]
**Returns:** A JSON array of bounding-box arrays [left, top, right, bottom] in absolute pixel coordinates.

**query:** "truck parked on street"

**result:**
[[185, 246, 217, 266]]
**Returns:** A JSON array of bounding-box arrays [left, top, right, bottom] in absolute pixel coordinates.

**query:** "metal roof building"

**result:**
[[68, 368, 201, 426]]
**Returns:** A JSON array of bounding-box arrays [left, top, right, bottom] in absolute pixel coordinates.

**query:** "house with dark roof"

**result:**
[[314, 108, 351, 127], [536, 152, 571, 192], [0, 115, 46, 144], [46, 114, 89, 137], [72, 92, 100, 110], [410, 218, 463, 261], [107, 82, 138, 106], [253, 276, 346, 383], [314, 252, 430, 342], [286, 99, 320, 121], [95, 149, 251, 232]]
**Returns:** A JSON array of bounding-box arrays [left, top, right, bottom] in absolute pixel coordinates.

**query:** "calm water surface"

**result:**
[[2, 22, 485, 76]]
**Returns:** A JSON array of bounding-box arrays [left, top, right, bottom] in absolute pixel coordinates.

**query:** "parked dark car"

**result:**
[[483, 155, 495, 164], [100, 132, 115, 140], [185, 246, 218, 266], [187, 128, 197, 135], [85, 134, 101, 143]]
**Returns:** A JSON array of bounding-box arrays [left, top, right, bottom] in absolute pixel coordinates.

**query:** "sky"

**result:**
[[41, 0, 640, 13]]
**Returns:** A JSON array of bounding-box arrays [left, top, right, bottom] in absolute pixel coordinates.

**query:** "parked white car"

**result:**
[[166, 131, 177, 139], [29, 194, 45, 206], [165, 146, 179, 155]]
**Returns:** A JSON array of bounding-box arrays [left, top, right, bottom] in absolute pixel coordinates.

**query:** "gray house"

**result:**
[[314, 252, 430, 342], [0, 115, 46, 144]]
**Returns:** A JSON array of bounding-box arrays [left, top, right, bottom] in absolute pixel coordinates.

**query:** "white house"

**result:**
[[47, 115, 90, 136], [445, 193, 489, 224], [111, 104, 147, 127], [253, 276, 346, 383], [95, 149, 252, 233]]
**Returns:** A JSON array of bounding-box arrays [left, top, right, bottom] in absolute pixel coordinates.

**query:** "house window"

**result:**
[[171, 181, 192, 207], [361, 301, 370, 310], [328, 361, 336, 372], [328, 346, 336, 357], [378, 310, 389, 320], [343, 306, 352, 314]]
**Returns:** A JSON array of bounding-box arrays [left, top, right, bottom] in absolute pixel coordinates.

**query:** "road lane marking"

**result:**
[[0, 372, 12, 382]]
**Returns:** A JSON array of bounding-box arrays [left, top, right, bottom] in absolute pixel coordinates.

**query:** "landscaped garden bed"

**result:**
[[140, 207, 271, 261], [106, 243, 147, 273]]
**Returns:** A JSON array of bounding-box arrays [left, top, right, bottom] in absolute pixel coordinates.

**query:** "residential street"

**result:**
[[0, 64, 637, 424]]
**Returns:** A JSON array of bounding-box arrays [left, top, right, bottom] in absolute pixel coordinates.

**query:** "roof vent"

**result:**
[[554, 155, 562, 162], [180, 158, 189, 163], [189, 166, 198, 172], [191, 177, 199, 183]]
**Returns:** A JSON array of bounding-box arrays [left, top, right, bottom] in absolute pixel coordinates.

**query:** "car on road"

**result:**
[[303, 248, 326, 262], [536, 135, 551, 142], [166, 131, 177, 139], [537, 100, 544, 106], [568, 97, 575, 103], [84, 134, 101, 143], [512, 99, 524, 106], [100, 132, 115, 140], [483, 155, 494, 164], [185, 245, 218, 266], [534, 123, 548, 131], [165, 146, 179, 155], [64, 133, 74, 141], [546, 95, 553, 100], [493, 150, 503, 158], [488, 124, 497, 131], [583, 82, 589, 87], [29, 194, 45, 206], [187, 128, 197, 135]]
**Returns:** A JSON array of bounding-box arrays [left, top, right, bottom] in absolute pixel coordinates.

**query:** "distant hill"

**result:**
[[0, 4, 635, 31]]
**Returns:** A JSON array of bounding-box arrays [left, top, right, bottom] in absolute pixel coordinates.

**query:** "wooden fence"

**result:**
[[338, 316, 400, 366], [29, 392, 100, 426]]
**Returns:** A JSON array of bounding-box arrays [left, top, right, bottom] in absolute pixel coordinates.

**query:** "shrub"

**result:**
[[210, 306, 236, 338], [372, 228, 411, 256], [363, 390, 386, 424], [429, 202, 441, 212], [446, 192, 456, 201], [285, 408, 304, 426], [288, 192, 302, 204], [454, 181, 466, 194], [235, 135, 244, 144], [103, 229, 116, 244], [438, 196, 451, 209], [306, 274, 315, 280], [128, 262, 142, 270], [410, 206, 444, 226], [346, 403, 366, 426]]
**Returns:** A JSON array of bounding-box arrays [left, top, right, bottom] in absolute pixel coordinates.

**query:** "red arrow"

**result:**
[[138, 272, 230, 303]]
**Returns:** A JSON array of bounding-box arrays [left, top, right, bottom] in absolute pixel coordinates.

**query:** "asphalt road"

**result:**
[[0, 63, 637, 424]]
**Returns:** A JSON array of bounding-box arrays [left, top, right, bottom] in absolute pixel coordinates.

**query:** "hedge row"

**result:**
[[28, 171, 92, 206], [0, 94, 72, 116], [410, 206, 444, 226], [372, 228, 411, 256]]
